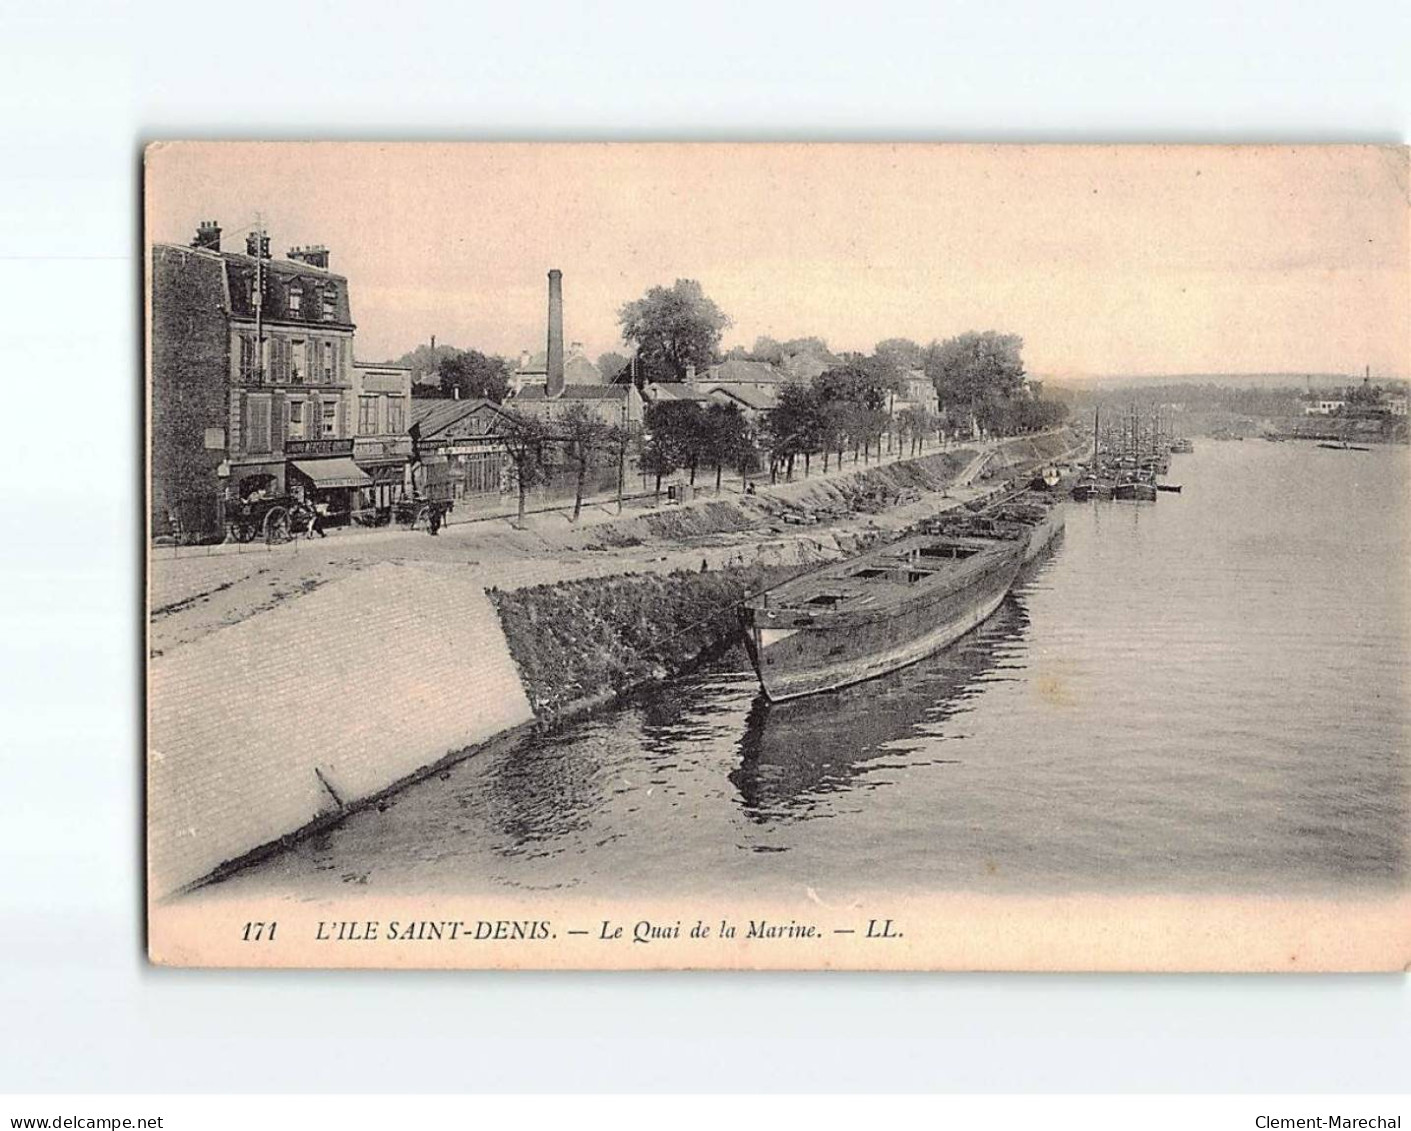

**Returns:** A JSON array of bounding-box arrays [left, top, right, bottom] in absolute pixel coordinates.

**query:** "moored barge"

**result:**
[[741, 530, 1025, 702]]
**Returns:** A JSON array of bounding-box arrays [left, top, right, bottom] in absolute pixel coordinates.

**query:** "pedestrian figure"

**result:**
[[428, 503, 442, 536], [307, 498, 327, 538]]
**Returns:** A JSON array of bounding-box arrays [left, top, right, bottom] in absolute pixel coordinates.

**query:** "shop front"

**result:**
[[286, 439, 372, 526], [353, 436, 413, 512]]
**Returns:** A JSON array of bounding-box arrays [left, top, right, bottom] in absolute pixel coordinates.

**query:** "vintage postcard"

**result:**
[[146, 142, 1410, 970]]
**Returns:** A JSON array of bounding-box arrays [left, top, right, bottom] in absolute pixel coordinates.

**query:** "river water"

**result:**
[[223, 440, 1410, 901]]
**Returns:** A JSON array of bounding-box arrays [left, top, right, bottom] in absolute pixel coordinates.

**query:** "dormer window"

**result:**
[[288, 286, 302, 316], [321, 289, 336, 322]]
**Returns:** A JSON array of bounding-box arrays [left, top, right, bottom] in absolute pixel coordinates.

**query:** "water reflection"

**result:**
[[730, 594, 1032, 821], [476, 726, 612, 856]]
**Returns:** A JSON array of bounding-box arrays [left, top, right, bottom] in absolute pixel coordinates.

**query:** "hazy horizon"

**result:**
[[146, 143, 1410, 381]]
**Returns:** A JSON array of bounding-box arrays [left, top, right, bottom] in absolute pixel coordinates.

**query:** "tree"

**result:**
[[874, 337, 923, 373], [748, 336, 785, 364], [438, 349, 510, 403], [641, 400, 702, 499], [618, 279, 732, 383], [766, 383, 826, 479], [596, 351, 630, 384], [605, 424, 633, 513], [498, 411, 550, 527], [701, 402, 750, 492], [558, 403, 611, 523], [923, 331, 1025, 425], [813, 361, 897, 463]]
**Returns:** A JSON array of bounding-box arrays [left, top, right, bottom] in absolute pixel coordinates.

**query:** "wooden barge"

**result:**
[[741, 528, 1026, 702]]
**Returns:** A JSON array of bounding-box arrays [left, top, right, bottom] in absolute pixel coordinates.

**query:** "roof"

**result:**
[[515, 384, 628, 402], [221, 251, 354, 326], [409, 398, 507, 437], [702, 359, 784, 385], [649, 382, 715, 403], [353, 360, 413, 372], [708, 385, 777, 411]]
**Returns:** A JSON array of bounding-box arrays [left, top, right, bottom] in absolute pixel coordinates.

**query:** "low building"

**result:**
[[510, 382, 644, 430], [409, 398, 515, 503], [705, 384, 776, 422], [1303, 394, 1347, 416], [350, 361, 415, 510]]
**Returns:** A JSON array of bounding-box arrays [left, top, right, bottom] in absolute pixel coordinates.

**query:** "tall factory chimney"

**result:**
[[546, 268, 565, 399]]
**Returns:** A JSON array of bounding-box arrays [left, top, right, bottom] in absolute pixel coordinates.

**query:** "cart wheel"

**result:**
[[263, 506, 292, 544], [410, 504, 429, 530], [233, 522, 256, 544]]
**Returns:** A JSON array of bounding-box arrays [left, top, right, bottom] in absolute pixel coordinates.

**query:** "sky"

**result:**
[[145, 143, 1410, 380]]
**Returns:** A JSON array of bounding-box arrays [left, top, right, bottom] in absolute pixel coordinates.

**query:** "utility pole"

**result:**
[[253, 210, 265, 384]]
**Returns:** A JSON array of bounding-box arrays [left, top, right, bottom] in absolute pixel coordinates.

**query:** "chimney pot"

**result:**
[[288, 244, 330, 270], [191, 220, 222, 252]]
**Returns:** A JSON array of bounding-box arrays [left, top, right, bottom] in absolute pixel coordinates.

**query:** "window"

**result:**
[[238, 333, 260, 384], [323, 340, 335, 382], [246, 396, 272, 454], [358, 395, 378, 436], [322, 399, 338, 437], [287, 400, 306, 440], [288, 286, 302, 316], [290, 340, 306, 384], [386, 396, 405, 434], [321, 290, 336, 322], [268, 337, 288, 383]]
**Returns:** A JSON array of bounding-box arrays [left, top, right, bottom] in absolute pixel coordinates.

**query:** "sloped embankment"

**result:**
[[490, 563, 803, 719], [580, 448, 976, 549]]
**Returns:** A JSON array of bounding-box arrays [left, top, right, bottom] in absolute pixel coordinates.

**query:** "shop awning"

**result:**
[[291, 458, 372, 489]]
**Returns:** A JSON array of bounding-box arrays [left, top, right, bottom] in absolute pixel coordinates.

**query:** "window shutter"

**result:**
[[336, 396, 348, 438], [273, 392, 286, 450]]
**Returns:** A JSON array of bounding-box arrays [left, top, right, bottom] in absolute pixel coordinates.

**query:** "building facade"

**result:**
[[351, 361, 414, 510], [510, 382, 644, 429], [409, 398, 515, 503], [151, 222, 375, 539], [510, 341, 603, 394]]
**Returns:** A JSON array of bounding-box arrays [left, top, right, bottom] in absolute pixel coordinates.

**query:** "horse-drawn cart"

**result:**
[[226, 495, 313, 544]]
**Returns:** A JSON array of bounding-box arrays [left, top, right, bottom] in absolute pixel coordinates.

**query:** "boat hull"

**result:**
[[1114, 481, 1157, 502], [743, 540, 1023, 702]]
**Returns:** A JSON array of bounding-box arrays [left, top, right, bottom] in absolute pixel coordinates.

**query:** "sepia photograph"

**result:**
[[144, 141, 1410, 970]]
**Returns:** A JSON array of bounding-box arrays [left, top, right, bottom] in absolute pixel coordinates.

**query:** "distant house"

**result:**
[[644, 381, 715, 407], [893, 368, 939, 417], [644, 360, 787, 422], [1304, 394, 1347, 416], [511, 341, 602, 393], [698, 359, 787, 397], [706, 385, 777, 422], [1384, 393, 1408, 417]]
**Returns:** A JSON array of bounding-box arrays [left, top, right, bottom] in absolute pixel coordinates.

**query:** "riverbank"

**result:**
[[148, 429, 1078, 896], [149, 431, 1074, 657]]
